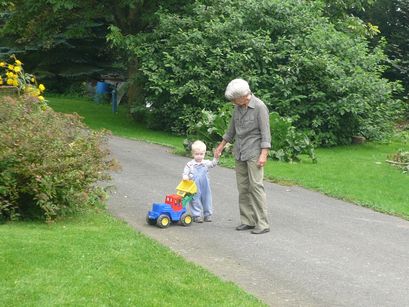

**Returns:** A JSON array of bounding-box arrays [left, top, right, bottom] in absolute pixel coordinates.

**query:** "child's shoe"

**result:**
[[204, 215, 212, 222], [193, 216, 203, 223]]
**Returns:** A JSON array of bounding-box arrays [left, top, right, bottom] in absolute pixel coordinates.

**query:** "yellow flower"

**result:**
[[2, 56, 48, 107]]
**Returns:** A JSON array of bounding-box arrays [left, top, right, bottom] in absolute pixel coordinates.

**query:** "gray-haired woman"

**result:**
[[214, 78, 271, 234]]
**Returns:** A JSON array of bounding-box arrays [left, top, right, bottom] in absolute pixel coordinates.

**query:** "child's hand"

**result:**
[[214, 142, 225, 159], [183, 175, 189, 180]]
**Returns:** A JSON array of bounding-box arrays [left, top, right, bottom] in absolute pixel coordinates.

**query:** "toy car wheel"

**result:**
[[157, 214, 170, 228], [180, 213, 192, 226], [146, 214, 156, 225]]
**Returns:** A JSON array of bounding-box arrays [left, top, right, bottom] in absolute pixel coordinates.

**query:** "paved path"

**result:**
[[107, 136, 409, 307]]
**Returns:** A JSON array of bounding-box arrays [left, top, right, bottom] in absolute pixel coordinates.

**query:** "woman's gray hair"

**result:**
[[224, 78, 251, 100]]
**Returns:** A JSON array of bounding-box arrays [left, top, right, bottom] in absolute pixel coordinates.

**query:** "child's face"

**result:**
[[193, 149, 205, 163]]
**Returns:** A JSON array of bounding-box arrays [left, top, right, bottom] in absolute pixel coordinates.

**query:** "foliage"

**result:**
[[321, 0, 374, 11], [269, 112, 317, 163], [109, 0, 402, 145], [183, 105, 316, 163], [183, 103, 232, 152], [360, 0, 409, 99], [0, 55, 47, 107], [0, 0, 194, 95], [393, 129, 409, 144], [0, 96, 117, 221], [318, 0, 376, 19], [0, 0, 119, 92]]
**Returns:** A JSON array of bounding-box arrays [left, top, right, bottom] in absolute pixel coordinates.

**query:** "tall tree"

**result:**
[[360, 0, 409, 97], [0, 0, 190, 96], [0, 1, 113, 90], [319, 0, 375, 18]]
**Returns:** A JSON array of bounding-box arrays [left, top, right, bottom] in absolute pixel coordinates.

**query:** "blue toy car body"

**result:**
[[146, 180, 196, 228], [148, 203, 186, 221], [146, 202, 192, 228]]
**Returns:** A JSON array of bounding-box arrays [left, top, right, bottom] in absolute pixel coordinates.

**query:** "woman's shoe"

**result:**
[[251, 228, 270, 234], [235, 224, 255, 231]]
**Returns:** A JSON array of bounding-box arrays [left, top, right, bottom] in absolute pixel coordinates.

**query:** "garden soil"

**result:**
[[107, 136, 409, 307]]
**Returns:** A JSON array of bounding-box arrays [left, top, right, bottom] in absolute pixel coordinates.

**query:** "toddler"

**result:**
[[183, 140, 218, 223]]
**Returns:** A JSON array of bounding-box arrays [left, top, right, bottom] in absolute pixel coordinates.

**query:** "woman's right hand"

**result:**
[[214, 141, 226, 159]]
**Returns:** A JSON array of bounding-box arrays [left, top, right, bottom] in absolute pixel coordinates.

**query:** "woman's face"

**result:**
[[193, 150, 206, 163], [231, 94, 251, 107]]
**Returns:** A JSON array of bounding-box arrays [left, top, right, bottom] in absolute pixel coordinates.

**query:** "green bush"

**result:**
[[183, 103, 233, 152], [0, 96, 117, 221], [108, 0, 403, 145], [183, 104, 316, 163], [269, 112, 317, 163]]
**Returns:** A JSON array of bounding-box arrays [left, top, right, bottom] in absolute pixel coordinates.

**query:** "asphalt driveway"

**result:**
[[107, 136, 409, 307]]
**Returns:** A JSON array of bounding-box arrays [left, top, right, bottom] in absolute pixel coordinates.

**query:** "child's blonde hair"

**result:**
[[191, 140, 206, 154]]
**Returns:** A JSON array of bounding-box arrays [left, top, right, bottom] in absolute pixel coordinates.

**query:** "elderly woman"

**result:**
[[214, 79, 271, 234]]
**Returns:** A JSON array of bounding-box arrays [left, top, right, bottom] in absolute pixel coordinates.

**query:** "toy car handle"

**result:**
[[182, 194, 194, 208]]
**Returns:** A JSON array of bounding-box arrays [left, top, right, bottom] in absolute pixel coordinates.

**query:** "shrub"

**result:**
[[183, 105, 316, 163], [183, 103, 232, 152], [108, 0, 402, 145], [0, 95, 118, 221], [269, 112, 317, 163]]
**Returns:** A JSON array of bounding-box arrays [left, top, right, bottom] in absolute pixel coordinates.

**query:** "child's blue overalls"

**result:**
[[190, 164, 213, 218]]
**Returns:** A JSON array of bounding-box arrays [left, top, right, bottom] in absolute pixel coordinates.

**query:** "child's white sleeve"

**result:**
[[204, 158, 218, 169], [182, 163, 191, 179]]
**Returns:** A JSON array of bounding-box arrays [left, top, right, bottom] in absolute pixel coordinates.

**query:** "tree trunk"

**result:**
[[126, 60, 145, 118]]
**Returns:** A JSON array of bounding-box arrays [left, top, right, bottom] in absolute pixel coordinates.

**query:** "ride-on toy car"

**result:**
[[146, 180, 197, 228]]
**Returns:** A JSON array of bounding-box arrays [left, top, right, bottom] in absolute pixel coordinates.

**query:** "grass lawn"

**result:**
[[47, 95, 184, 151], [48, 95, 409, 220], [0, 210, 264, 306], [266, 143, 409, 218]]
